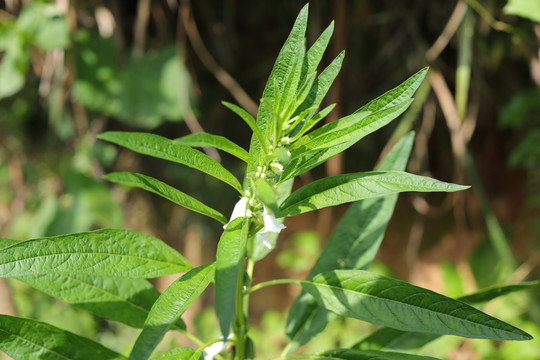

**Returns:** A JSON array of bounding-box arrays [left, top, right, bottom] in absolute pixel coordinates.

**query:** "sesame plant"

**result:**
[[0, 4, 534, 360]]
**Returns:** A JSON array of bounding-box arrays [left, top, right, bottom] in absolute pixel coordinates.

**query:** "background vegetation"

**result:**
[[1, 0, 539, 359]]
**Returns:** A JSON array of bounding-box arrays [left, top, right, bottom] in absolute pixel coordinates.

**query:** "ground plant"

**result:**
[[0, 4, 534, 360]]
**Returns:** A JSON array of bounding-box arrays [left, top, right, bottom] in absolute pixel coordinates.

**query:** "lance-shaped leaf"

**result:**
[[281, 100, 412, 182], [215, 218, 248, 337], [352, 281, 539, 352], [355, 67, 428, 114], [98, 131, 243, 194], [0, 315, 125, 360], [257, 4, 308, 137], [151, 347, 202, 360], [319, 349, 438, 360], [285, 133, 415, 351], [298, 21, 334, 91], [174, 133, 255, 167], [129, 263, 215, 360], [303, 270, 532, 341], [222, 101, 267, 155], [104, 172, 227, 224], [0, 229, 191, 278], [280, 170, 468, 217]]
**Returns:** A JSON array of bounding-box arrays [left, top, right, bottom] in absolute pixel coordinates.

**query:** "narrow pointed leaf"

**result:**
[[353, 281, 539, 352], [303, 270, 532, 340], [215, 218, 248, 337], [104, 172, 227, 224], [281, 100, 412, 182], [356, 67, 428, 114], [0, 229, 191, 278], [254, 178, 279, 215], [223, 101, 267, 154], [129, 263, 215, 360], [290, 104, 336, 142], [151, 347, 201, 360], [0, 315, 125, 360], [285, 133, 415, 351], [257, 4, 309, 137], [98, 131, 242, 193], [299, 21, 334, 84], [319, 349, 438, 360], [280, 170, 469, 217], [174, 132, 255, 167]]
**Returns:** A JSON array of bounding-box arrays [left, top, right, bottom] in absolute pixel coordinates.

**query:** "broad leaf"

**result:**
[[98, 131, 243, 193], [281, 101, 412, 182], [353, 281, 539, 352], [0, 315, 125, 359], [151, 347, 202, 360], [356, 67, 428, 114], [285, 133, 415, 351], [279, 171, 468, 217], [319, 349, 438, 360], [303, 270, 532, 340], [215, 218, 248, 337], [0, 229, 191, 278], [174, 132, 255, 167], [129, 263, 215, 360], [18, 273, 183, 330], [104, 172, 227, 224]]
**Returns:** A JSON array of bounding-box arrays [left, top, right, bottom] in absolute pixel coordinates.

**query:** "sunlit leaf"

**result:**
[[98, 131, 243, 193], [0, 229, 191, 278], [104, 172, 227, 224], [319, 349, 438, 360], [0, 315, 125, 360], [151, 347, 202, 360], [129, 263, 215, 360]]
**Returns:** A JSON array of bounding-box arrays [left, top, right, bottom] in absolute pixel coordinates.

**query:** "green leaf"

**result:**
[[0, 229, 191, 278], [356, 68, 428, 114], [151, 347, 201, 360], [16, 273, 184, 330], [303, 270, 532, 340], [104, 172, 227, 224], [289, 104, 336, 142], [254, 178, 279, 215], [300, 21, 334, 84], [129, 263, 215, 360], [353, 281, 539, 352], [281, 101, 412, 182], [174, 132, 255, 167], [215, 218, 248, 337], [280, 170, 468, 217], [98, 131, 243, 193], [222, 101, 268, 155], [319, 349, 438, 360], [285, 133, 415, 351], [293, 51, 345, 123], [504, 0, 540, 23], [0, 315, 125, 359]]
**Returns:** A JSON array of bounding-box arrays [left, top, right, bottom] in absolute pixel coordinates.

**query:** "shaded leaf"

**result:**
[[0, 229, 191, 278], [303, 270, 532, 340], [0, 315, 125, 360], [215, 218, 248, 337], [151, 347, 202, 360], [285, 133, 415, 351], [98, 131, 243, 193], [129, 263, 215, 360], [104, 172, 227, 224], [174, 132, 255, 167], [222, 101, 268, 155], [254, 178, 279, 215], [319, 349, 438, 360], [280, 171, 468, 217]]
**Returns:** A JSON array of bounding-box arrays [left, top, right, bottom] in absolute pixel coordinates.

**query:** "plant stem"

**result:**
[[246, 278, 306, 295]]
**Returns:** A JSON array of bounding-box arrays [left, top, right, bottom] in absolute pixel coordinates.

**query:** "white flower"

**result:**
[[203, 340, 228, 360], [223, 197, 249, 229], [259, 206, 286, 248]]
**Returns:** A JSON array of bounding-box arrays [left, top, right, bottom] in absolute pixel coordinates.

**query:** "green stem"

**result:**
[[178, 328, 205, 347], [234, 222, 250, 360], [456, 5, 474, 122], [246, 278, 306, 295]]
